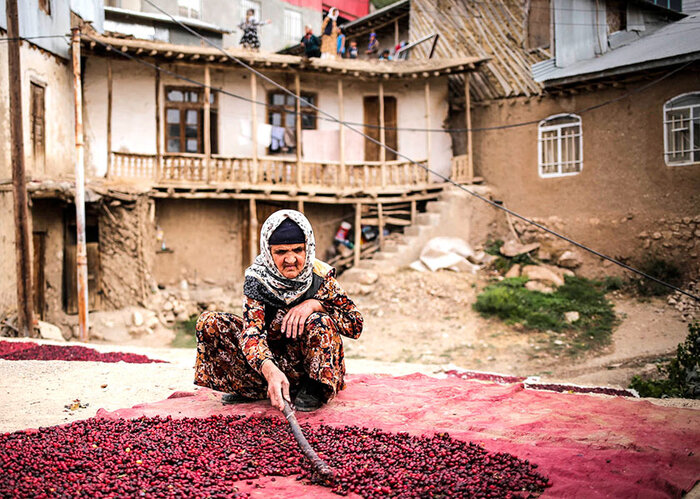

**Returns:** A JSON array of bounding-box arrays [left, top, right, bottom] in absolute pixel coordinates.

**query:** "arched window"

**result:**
[[664, 92, 700, 166], [538, 114, 582, 177]]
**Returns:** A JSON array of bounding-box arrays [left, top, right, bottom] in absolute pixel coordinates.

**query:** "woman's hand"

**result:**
[[282, 299, 325, 340], [261, 360, 290, 411]]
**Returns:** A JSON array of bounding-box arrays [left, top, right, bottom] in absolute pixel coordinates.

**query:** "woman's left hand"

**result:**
[[282, 299, 325, 339]]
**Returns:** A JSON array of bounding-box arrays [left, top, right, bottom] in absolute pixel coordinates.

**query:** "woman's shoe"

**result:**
[[294, 379, 325, 412], [221, 393, 253, 405]]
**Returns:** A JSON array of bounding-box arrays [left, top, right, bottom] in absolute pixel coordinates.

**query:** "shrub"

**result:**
[[630, 322, 700, 399], [634, 257, 682, 297], [474, 276, 616, 352]]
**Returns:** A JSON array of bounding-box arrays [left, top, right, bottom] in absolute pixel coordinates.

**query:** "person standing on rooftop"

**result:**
[[238, 8, 270, 50], [320, 7, 339, 59]]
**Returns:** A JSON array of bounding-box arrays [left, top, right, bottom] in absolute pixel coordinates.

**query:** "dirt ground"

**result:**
[[1, 268, 698, 435]]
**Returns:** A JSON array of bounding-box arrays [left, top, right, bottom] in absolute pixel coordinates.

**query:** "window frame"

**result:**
[[537, 113, 583, 178], [177, 0, 201, 19], [30, 81, 46, 167], [283, 8, 303, 46], [266, 90, 318, 131], [663, 92, 700, 167], [164, 86, 218, 155]]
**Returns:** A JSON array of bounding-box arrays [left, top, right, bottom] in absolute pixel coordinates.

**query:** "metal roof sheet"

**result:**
[[536, 13, 700, 85]]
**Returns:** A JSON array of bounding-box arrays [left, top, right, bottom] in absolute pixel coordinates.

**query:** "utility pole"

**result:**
[[71, 26, 89, 341], [6, 0, 34, 337]]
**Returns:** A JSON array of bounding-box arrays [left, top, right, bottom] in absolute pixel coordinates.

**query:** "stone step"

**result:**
[[425, 200, 449, 214], [415, 212, 440, 226]]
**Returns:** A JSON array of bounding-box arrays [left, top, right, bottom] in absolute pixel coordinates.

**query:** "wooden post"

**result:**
[[106, 59, 113, 177], [203, 64, 211, 183], [424, 80, 431, 175], [379, 81, 386, 188], [410, 199, 417, 224], [377, 203, 384, 249], [71, 27, 89, 342], [155, 69, 162, 182], [394, 19, 399, 48], [249, 198, 258, 265], [6, 0, 34, 337], [297, 199, 304, 213], [354, 203, 362, 267], [464, 73, 473, 182], [251, 73, 258, 183], [338, 79, 345, 188], [295, 73, 302, 187]]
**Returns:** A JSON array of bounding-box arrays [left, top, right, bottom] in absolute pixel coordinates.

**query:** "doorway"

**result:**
[[33, 232, 46, 320], [363, 95, 397, 162]]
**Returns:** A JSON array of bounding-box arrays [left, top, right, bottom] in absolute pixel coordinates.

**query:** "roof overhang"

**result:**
[[83, 34, 488, 79], [340, 0, 410, 37], [104, 6, 229, 35]]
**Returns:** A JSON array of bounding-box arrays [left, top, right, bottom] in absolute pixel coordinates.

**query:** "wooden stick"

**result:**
[[282, 400, 333, 478]]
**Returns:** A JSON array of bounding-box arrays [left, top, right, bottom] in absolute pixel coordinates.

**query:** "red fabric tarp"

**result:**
[[97, 374, 700, 498]]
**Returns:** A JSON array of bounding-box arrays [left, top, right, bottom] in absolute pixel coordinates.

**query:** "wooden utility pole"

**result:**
[[6, 0, 34, 337], [71, 27, 89, 341]]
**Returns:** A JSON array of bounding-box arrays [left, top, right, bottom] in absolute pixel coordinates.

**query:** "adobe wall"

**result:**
[[469, 67, 700, 276], [0, 192, 16, 316]]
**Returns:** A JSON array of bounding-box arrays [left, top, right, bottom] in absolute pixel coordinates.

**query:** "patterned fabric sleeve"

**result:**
[[314, 273, 364, 339], [241, 296, 275, 374]]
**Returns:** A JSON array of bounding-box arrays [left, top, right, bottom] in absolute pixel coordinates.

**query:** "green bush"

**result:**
[[474, 276, 616, 352], [634, 257, 682, 296], [483, 239, 535, 273], [630, 322, 700, 399]]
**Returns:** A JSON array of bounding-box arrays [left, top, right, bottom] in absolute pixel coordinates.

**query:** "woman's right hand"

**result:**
[[261, 360, 290, 411]]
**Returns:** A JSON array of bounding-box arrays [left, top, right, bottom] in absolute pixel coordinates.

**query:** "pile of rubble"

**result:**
[[668, 271, 700, 322]]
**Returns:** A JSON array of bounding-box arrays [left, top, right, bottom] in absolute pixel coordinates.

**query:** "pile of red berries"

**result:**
[[0, 341, 166, 364], [0, 415, 550, 498]]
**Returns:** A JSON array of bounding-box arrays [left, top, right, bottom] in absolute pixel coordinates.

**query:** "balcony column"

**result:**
[[203, 64, 211, 183], [154, 68, 162, 181], [424, 79, 431, 180], [464, 73, 473, 183], [249, 198, 258, 265], [251, 73, 258, 183], [354, 202, 362, 267], [379, 81, 386, 188], [295, 72, 302, 187], [377, 203, 384, 249], [107, 59, 113, 177], [338, 78, 345, 189]]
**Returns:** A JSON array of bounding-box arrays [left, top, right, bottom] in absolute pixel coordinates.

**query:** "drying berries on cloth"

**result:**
[[0, 415, 550, 498], [0, 341, 166, 363]]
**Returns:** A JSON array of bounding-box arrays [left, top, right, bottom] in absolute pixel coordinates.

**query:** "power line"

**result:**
[[0, 34, 69, 42], [99, 4, 700, 301]]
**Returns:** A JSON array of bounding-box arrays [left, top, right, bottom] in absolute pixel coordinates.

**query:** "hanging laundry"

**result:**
[[270, 126, 285, 152], [238, 119, 252, 146], [283, 127, 296, 151], [257, 123, 272, 148]]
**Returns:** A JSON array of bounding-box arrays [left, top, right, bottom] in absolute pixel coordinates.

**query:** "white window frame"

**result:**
[[283, 9, 303, 46], [177, 0, 201, 19], [663, 92, 700, 167], [537, 113, 583, 178]]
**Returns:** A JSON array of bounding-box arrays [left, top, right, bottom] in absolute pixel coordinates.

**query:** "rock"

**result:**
[[521, 265, 564, 287], [504, 264, 521, 279], [37, 321, 66, 341], [500, 240, 540, 258], [358, 285, 374, 295], [162, 301, 174, 312], [542, 264, 574, 279], [179, 279, 189, 291], [176, 312, 190, 322], [536, 249, 552, 261], [525, 281, 554, 293], [564, 311, 580, 323], [409, 260, 428, 272], [447, 259, 480, 274], [652, 232, 662, 240], [358, 270, 379, 286], [557, 250, 583, 269], [468, 250, 487, 264], [131, 310, 144, 327]]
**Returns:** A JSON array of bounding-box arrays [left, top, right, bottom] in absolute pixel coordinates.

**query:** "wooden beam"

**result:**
[[379, 81, 386, 187], [203, 64, 211, 183], [295, 73, 302, 187], [297, 199, 304, 213], [155, 69, 162, 182], [424, 80, 431, 173], [251, 73, 258, 183], [354, 202, 362, 267], [338, 79, 345, 188], [377, 203, 384, 249], [410, 199, 416, 224], [394, 19, 399, 48], [107, 59, 113, 177], [249, 198, 258, 265], [464, 73, 473, 183]]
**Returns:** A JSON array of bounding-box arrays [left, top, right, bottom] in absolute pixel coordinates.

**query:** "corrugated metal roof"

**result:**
[[535, 13, 700, 85]]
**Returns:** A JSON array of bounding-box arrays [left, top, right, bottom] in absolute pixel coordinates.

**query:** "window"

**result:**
[[267, 91, 317, 130], [30, 82, 45, 169], [165, 87, 218, 154], [39, 0, 51, 15], [283, 9, 303, 46], [104, 0, 121, 7], [241, 0, 261, 20], [664, 93, 700, 166], [178, 0, 200, 19], [538, 114, 582, 177]]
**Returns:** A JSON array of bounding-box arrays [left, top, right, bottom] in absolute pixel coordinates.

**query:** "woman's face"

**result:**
[[271, 243, 306, 279]]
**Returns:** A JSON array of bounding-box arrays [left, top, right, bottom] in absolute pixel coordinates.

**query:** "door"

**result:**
[[64, 214, 101, 314], [33, 232, 46, 320], [363, 95, 397, 162]]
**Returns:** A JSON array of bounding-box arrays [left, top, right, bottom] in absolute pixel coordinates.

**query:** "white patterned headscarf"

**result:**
[[245, 210, 316, 305]]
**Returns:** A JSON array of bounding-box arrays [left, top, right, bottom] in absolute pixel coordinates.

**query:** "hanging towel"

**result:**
[[238, 119, 252, 146], [283, 127, 296, 150], [270, 126, 285, 152], [257, 123, 272, 148]]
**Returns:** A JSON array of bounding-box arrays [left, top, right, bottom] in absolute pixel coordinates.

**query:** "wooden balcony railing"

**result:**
[[109, 152, 432, 192], [450, 154, 473, 184]]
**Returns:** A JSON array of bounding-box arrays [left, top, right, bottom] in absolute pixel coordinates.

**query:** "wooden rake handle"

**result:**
[[282, 400, 333, 478]]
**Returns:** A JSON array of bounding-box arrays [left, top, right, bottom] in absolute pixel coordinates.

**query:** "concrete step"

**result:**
[[404, 225, 427, 238], [426, 200, 449, 214], [415, 212, 440, 226]]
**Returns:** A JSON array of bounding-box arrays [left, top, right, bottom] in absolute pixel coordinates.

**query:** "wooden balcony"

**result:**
[[108, 151, 436, 196]]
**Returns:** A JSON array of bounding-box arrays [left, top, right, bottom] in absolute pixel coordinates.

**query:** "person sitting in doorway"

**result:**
[[300, 25, 322, 58], [194, 210, 363, 412]]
